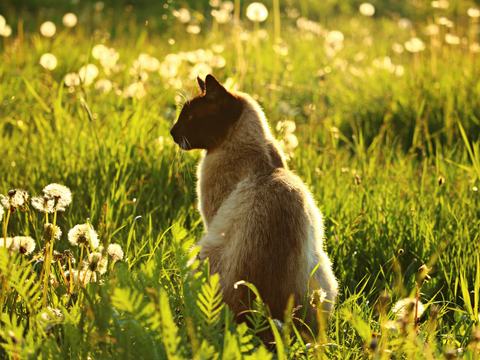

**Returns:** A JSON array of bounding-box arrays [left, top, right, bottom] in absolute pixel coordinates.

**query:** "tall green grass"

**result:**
[[1, 0, 480, 358]]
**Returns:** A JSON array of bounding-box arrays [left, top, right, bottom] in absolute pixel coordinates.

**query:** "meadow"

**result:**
[[1, 0, 480, 358]]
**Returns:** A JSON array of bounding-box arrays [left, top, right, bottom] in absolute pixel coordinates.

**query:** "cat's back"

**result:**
[[202, 166, 316, 258]]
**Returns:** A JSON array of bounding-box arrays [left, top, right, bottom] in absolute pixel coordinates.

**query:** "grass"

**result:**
[[1, 0, 480, 358]]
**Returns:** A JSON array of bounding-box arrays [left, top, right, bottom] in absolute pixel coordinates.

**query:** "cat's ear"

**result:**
[[197, 76, 206, 93], [205, 74, 226, 102]]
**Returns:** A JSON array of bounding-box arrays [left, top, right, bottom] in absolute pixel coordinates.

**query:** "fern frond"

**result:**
[[197, 273, 224, 326], [160, 288, 185, 360]]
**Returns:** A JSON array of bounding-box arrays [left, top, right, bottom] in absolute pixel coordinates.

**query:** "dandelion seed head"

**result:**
[[78, 64, 99, 85], [395, 65, 404, 77], [405, 37, 425, 52], [211, 55, 226, 68], [107, 243, 124, 262], [276, 120, 296, 133], [31, 195, 55, 213], [94, 79, 113, 94], [189, 62, 212, 80], [64, 73, 80, 87], [0, 24, 11, 37], [246, 2, 268, 22], [43, 183, 72, 211], [297, 17, 323, 36], [445, 33, 460, 45], [212, 9, 232, 23], [40, 21, 56, 37], [40, 307, 63, 322], [0, 237, 14, 249], [173, 8, 191, 23], [39, 53, 57, 70], [310, 289, 327, 307], [392, 42, 404, 54], [392, 298, 424, 319], [468, 8, 480, 18], [186, 25, 201, 34], [221, 1, 234, 12], [123, 82, 146, 99], [431, 0, 449, 9], [92, 44, 108, 59], [212, 44, 224, 53], [136, 54, 160, 72], [326, 30, 344, 44], [398, 18, 412, 30], [1, 189, 28, 209], [12, 236, 36, 255], [44, 223, 62, 241], [88, 252, 108, 274], [94, 1, 105, 11], [62, 13, 78, 27], [209, 0, 221, 7], [68, 224, 99, 249], [359, 3, 375, 16], [0, 15, 5, 30], [424, 24, 439, 36]]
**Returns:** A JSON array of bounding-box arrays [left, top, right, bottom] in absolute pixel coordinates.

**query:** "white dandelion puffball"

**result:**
[[405, 37, 425, 52], [13, 236, 36, 255], [445, 33, 460, 45], [0, 15, 5, 30], [68, 223, 99, 249], [326, 30, 344, 43], [221, 1, 234, 12], [186, 25, 201, 34], [95, 79, 113, 93], [246, 2, 268, 22], [212, 9, 232, 24], [0, 25, 12, 37], [398, 18, 412, 30], [392, 298, 425, 319], [107, 243, 124, 262], [39, 53, 57, 70], [123, 82, 146, 99], [468, 8, 480, 18], [62, 13, 78, 28], [79, 64, 99, 85], [359, 3, 375, 16], [189, 63, 212, 80], [40, 21, 56, 37], [173, 8, 191, 23], [92, 44, 108, 59], [43, 183, 72, 211], [65, 72, 81, 87]]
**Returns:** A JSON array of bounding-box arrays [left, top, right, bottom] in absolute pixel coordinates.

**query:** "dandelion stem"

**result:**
[[68, 257, 73, 294], [3, 209, 11, 247], [77, 245, 84, 288], [19, 253, 43, 269], [57, 260, 69, 290], [42, 206, 58, 307], [81, 270, 88, 286]]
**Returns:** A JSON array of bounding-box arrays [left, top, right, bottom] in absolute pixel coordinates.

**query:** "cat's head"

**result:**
[[170, 75, 242, 151]]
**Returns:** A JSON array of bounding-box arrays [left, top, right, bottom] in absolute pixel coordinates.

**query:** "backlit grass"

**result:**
[[1, 0, 480, 358]]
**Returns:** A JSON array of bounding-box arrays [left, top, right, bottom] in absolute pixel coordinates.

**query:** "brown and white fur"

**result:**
[[170, 75, 338, 337]]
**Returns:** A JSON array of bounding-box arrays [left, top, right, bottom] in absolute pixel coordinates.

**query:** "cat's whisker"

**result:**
[[184, 136, 192, 150]]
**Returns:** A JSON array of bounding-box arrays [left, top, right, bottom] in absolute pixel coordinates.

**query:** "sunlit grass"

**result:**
[[0, 0, 480, 358]]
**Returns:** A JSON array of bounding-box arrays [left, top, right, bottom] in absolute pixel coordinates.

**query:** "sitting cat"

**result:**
[[170, 75, 338, 339]]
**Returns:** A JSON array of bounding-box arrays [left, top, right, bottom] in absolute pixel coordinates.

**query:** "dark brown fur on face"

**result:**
[[170, 75, 338, 343], [170, 75, 243, 152]]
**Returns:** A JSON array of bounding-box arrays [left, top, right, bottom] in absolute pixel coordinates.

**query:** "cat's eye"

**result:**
[[188, 115, 193, 120]]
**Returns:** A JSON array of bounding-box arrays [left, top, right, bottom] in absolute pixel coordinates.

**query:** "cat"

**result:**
[[170, 74, 338, 339]]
